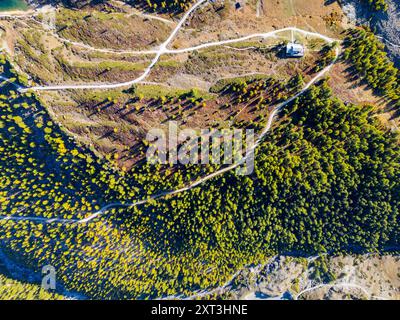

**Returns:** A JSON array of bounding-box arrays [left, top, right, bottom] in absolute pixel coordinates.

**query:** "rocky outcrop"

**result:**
[[341, 0, 400, 67]]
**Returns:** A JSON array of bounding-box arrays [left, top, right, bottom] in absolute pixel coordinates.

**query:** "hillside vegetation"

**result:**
[[31, 0, 195, 13], [1, 51, 399, 297], [344, 28, 400, 110], [129, 0, 195, 13], [0, 274, 65, 300], [1, 0, 397, 301]]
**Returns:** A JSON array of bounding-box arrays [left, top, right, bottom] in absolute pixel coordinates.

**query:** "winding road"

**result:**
[[20, 0, 338, 92], [0, 0, 341, 224], [0, 47, 340, 225], [21, 0, 208, 92], [1, 0, 395, 302]]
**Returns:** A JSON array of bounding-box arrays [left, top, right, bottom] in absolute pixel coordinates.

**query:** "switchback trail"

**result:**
[[0, 46, 339, 224], [22, 0, 208, 92], [0, 0, 340, 224], [21, 0, 338, 92]]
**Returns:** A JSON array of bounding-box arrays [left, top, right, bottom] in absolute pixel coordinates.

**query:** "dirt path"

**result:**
[[0, 45, 339, 224], [295, 281, 389, 300], [22, 27, 338, 91], [23, 0, 208, 92], [1, 0, 339, 225]]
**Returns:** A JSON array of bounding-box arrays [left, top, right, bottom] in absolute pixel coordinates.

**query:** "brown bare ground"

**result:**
[[172, 0, 346, 50]]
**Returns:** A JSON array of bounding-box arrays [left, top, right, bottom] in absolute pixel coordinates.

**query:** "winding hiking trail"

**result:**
[[162, 253, 393, 300], [22, 0, 208, 92], [23, 25, 338, 91], [294, 281, 389, 300], [0, 47, 339, 225], [161, 256, 279, 300], [21, 0, 338, 92], [0, 74, 22, 89], [376, 35, 400, 49], [0, 0, 341, 225], [1, 0, 393, 303]]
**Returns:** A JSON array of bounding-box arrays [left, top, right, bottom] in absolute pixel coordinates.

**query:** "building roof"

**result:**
[[286, 43, 305, 57]]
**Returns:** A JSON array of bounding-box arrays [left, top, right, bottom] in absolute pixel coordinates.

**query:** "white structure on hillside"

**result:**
[[286, 43, 305, 57]]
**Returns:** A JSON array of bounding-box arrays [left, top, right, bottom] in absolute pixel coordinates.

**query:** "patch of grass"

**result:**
[[73, 60, 147, 72], [210, 74, 271, 93], [157, 58, 182, 69], [135, 84, 213, 100], [81, 89, 129, 103]]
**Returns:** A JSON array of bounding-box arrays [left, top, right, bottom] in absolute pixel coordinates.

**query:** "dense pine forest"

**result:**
[[0, 0, 399, 296], [1, 42, 399, 297], [344, 28, 400, 110]]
